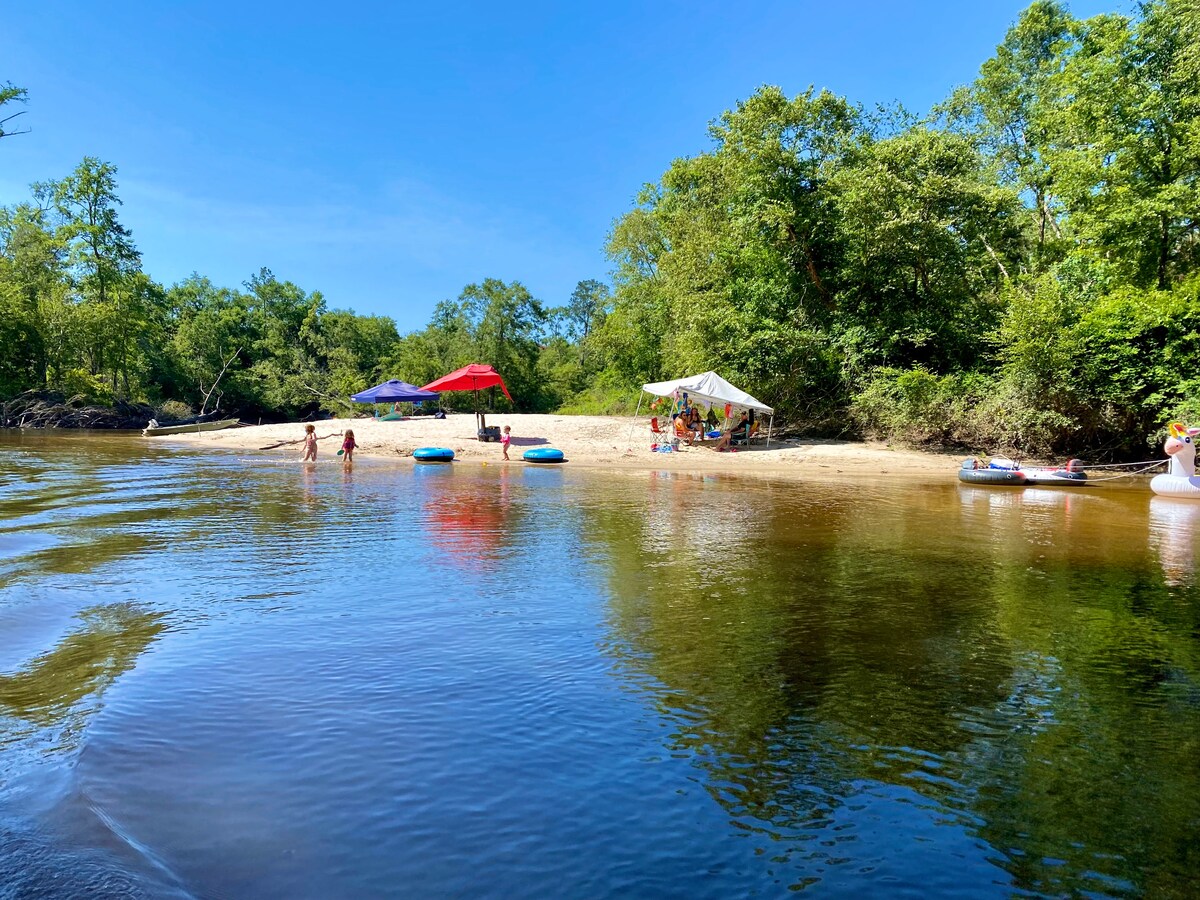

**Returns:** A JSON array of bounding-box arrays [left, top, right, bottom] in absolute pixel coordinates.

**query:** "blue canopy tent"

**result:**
[[351, 380, 440, 418], [351, 380, 440, 404]]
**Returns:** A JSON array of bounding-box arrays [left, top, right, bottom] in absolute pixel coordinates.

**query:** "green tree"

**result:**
[[1048, 1, 1200, 288], [954, 0, 1077, 261], [460, 278, 546, 410], [830, 127, 1025, 374], [0, 204, 65, 387], [35, 158, 143, 396], [564, 279, 611, 341], [243, 268, 328, 414], [167, 276, 256, 414]]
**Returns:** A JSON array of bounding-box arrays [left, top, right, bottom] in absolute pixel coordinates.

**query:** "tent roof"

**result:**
[[641, 371, 773, 414], [350, 379, 440, 403], [421, 364, 513, 402]]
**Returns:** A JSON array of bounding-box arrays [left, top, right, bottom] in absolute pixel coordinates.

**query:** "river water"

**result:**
[[0, 431, 1197, 898]]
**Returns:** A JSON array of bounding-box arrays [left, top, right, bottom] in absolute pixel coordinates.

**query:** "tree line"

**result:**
[[0, 147, 612, 420], [2, 0, 1199, 454]]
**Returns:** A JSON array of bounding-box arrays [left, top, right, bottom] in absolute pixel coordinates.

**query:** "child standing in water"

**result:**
[[501, 425, 512, 460], [301, 424, 318, 462], [341, 429, 357, 464]]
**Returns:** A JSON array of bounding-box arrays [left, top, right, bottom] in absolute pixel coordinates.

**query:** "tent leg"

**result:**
[[767, 415, 774, 448], [626, 392, 644, 450]]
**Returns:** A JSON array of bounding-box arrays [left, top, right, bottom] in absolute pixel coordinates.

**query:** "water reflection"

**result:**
[[2, 432, 1199, 898], [0, 605, 163, 713], [0, 603, 166, 760], [1148, 496, 1200, 586], [589, 477, 1200, 895]]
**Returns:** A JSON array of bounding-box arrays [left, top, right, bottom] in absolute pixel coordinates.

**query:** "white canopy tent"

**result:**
[[628, 371, 774, 447]]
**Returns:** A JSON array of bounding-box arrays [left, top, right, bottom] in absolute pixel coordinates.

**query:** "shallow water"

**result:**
[[1, 431, 1198, 898]]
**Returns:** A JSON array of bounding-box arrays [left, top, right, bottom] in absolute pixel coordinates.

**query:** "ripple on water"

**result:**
[[1, 436, 1198, 897]]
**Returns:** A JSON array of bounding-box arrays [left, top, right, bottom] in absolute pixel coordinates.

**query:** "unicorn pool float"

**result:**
[[1150, 422, 1200, 498]]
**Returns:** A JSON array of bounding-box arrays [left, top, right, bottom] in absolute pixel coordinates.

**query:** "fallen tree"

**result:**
[[0, 391, 156, 430]]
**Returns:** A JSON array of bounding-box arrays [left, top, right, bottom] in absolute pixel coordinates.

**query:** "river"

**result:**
[[1, 431, 1197, 897]]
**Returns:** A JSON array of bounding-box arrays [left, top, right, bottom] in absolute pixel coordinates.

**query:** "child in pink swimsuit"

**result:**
[[501, 425, 511, 460], [341, 429, 357, 464], [301, 424, 318, 461]]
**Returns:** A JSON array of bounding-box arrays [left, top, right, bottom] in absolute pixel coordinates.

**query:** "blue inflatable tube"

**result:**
[[523, 447, 565, 464], [413, 447, 454, 462]]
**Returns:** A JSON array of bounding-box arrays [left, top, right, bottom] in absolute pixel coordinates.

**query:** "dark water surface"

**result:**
[[1, 431, 1198, 898]]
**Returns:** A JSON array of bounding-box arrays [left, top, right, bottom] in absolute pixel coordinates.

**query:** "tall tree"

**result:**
[[564, 279, 611, 341], [0, 204, 65, 387], [36, 158, 143, 395], [961, 0, 1077, 260], [1048, 2, 1200, 288], [831, 127, 1025, 374], [460, 278, 546, 409]]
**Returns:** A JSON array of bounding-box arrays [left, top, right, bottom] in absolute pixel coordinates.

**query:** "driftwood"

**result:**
[[0, 391, 155, 429], [258, 431, 343, 450], [198, 347, 241, 417]]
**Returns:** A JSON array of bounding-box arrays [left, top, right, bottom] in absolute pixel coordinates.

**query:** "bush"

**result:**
[[57, 369, 114, 405], [851, 367, 979, 445], [157, 399, 194, 422]]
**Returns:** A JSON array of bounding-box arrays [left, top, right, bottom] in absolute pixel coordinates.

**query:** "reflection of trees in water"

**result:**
[[0, 604, 166, 735], [584, 479, 1200, 895], [973, 561, 1200, 896]]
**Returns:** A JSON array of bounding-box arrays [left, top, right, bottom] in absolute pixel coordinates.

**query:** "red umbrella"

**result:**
[[421, 364, 512, 437], [420, 364, 512, 401]]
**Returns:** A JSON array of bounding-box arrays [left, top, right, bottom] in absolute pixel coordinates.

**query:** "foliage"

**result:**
[[0, 81, 28, 139], [3, 3, 1200, 455]]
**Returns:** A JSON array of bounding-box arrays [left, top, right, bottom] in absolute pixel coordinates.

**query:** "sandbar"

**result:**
[[160, 413, 962, 480]]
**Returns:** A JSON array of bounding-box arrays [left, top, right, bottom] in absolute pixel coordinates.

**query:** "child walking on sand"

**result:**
[[341, 429, 357, 464], [501, 425, 512, 460], [301, 424, 318, 461]]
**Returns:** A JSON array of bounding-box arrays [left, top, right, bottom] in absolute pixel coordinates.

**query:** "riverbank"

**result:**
[[161, 413, 962, 477]]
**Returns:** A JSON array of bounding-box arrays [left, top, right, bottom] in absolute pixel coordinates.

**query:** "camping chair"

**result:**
[[650, 416, 670, 442], [731, 421, 759, 446]]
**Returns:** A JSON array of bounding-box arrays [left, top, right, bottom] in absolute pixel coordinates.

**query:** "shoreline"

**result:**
[[160, 413, 965, 479]]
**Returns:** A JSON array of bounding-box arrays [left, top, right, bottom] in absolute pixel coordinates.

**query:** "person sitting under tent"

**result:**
[[673, 413, 700, 445], [709, 411, 749, 452], [683, 405, 704, 439], [731, 410, 757, 445]]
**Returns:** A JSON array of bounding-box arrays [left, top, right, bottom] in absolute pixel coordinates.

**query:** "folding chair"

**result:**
[[650, 416, 670, 442]]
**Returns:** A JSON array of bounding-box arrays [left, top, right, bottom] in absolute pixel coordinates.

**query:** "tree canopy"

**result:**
[[2, 1, 1199, 454]]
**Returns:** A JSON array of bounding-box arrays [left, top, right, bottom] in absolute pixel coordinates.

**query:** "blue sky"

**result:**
[[3, 1, 1118, 332]]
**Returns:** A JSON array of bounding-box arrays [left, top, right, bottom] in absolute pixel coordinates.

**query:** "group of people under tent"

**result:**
[[670, 391, 759, 451]]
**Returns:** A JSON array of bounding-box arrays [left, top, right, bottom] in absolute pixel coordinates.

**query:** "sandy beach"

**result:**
[[161, 413, 962, 479]]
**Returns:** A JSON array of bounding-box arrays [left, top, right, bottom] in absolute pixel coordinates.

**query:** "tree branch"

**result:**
[[199, 347, 241, 417]]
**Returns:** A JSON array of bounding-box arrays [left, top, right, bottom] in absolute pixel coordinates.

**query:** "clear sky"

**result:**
[[3, 1, 1119, 331]]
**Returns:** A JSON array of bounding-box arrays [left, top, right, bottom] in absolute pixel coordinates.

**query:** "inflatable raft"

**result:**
[[413, 447, 454, 462], [1151, 423, 1200, 498], [958, 458, 1087, 486], [959, 459, 1025, 485], [523, 448, 565, 464]]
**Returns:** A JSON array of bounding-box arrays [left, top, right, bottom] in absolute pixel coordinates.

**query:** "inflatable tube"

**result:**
[[958, 459, 1025, 485], [523, 448, 565, 464], [413, 447, 454, 462], [1151, 473, 1200, 498]]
